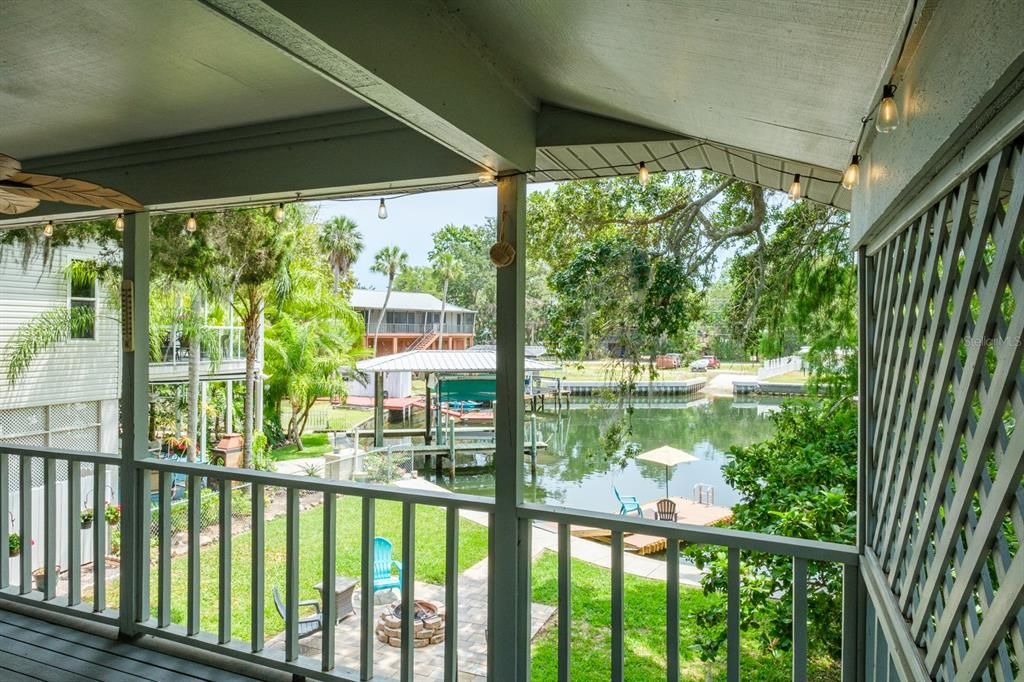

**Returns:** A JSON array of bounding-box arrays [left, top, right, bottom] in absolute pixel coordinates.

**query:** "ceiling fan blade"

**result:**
[[0, 154, 21, 182], [0, 188, 41, 215], [3, 171, 143, 211]]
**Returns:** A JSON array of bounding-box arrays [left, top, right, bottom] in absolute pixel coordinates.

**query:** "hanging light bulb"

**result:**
[[787, 174, 802, 201], [638, 161, 650, 187], [43, 220, 54, 237], [842, 155, 861, 190], [875, 84, 900, 133], [185, 213, 197, 233], [377, 198, 388, 220], [114, 213, 125, 231], [273, 203, 285, 223]]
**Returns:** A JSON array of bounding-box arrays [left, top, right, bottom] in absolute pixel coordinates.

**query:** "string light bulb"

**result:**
[[637, 161, 650, 187], [842, 155, 861, 190], [875, 84, 900, 133], [479, 171, 497, 183], [114, 213, 125, 231], [377, 198, 388, 220], [273, 203, 285, 223], [43, 220, 54, 237], [185, 213, 197, 233], [787, 174, 802, 201]]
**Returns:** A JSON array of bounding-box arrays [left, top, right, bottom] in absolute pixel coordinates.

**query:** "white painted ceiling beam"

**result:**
[[199, 0, 538, 172]]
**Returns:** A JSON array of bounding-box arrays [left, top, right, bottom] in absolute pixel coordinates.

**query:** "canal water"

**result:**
[[421, 395, 786, 514]]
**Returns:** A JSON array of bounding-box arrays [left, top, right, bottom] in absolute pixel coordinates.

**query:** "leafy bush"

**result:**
[[8, 532, 20, 556], [685, 399, 857, 659]]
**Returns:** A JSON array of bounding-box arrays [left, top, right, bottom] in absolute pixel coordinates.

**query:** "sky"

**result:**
[[313, 183, 556, 290]]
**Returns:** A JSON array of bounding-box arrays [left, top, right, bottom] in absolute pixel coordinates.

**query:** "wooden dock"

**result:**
[[570, 497, 734, 555]]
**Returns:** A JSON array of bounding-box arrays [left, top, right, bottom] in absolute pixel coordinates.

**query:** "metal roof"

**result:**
[[356, 350, 558, 374], [350, 290, 474, 314]]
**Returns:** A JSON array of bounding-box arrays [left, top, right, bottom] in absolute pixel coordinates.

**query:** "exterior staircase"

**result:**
[[409, 329, 439, 350]]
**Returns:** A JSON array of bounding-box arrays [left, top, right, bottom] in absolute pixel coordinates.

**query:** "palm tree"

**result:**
[[318, 216, 363, 291], [430, 251, 462, 349], [370, 246, 408, 352]]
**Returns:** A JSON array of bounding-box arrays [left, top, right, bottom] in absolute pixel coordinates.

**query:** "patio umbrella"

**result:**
[[637, 445, 698, 498]]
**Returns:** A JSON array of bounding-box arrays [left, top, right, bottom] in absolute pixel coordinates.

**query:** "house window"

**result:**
[[69, 262, 97, 340]]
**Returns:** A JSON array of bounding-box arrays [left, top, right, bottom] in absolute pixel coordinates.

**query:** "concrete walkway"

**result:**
[[396, 479, 704, 586]]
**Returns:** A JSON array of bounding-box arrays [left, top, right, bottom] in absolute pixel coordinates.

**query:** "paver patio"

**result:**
[[265, 555, 554, 681]]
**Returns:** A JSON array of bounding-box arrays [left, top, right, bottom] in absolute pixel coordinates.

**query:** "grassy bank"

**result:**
[[530, 551, 838, 681]]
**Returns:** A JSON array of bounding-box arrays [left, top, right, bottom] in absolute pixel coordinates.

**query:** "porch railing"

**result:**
[[0, 442, 861, 681]]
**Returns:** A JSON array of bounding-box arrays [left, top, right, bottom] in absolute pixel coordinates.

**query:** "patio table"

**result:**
[[314, 576, 358, 624]]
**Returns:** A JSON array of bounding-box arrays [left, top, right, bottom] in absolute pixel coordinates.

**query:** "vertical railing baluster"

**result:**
[[516, 516, 532, 676], [157, 471, 171, 627], [611, 530, 624, 682], [251, 483, 265, 652], [792, 558, 808, 682], [43, 457, 56, 600], [728, 547, 741, 682], [92, 464, 105, 612], [285, 488, 299, 662], [19, 455, 31, 595], [558, 522, 572, 682], [444, 506, 459, 682], [187, 474, 201, 635], [400, 501, 415, 682], [218, 477, 232, 644], [0, 451, 8, 590], [666, 539, 679, 682], [841, 562, 859, 682], [360, 496, 375, 681], [322, 492, 337, 671], [136, 464, 150, 623], [67, 461, 81, 606]]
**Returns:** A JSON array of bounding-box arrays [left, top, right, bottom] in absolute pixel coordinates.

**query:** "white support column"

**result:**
[[491, 173, 527, 681], [225, 380, 234, 434], [120, 210, 150, 636]]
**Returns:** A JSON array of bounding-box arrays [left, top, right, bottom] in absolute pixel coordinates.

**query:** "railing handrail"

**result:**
[[519, 502, 858, 565], [141, 458, 495, 512], [0, 444, 121, 466]]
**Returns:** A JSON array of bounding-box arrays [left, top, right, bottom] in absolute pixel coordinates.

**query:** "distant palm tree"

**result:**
[[318, 216, 364, 291], [370, 246, 408, 352], [430, 252, 462, 349]]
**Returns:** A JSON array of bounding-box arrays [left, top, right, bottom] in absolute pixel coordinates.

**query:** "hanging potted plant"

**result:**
[[80, 507, 94, 530], [104, 503, 121, 526], [8, 532, 20, 557]]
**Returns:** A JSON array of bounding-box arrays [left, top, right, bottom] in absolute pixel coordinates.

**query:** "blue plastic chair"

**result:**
[[373, 537, 403, 593], [613, 486, 643, 517]]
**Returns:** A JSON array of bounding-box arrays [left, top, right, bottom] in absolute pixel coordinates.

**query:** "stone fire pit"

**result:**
[[375, 600, 445, 648]]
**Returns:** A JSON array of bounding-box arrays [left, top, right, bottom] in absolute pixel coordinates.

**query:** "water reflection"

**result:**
[[429, 395, 784, 513]]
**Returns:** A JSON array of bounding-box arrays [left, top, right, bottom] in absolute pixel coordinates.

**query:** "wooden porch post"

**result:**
[[120, 211, 150, 636], [492, 173, 528, 681]]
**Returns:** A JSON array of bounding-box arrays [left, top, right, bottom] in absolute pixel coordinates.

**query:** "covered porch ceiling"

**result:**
[[0, 0, 913, 225]]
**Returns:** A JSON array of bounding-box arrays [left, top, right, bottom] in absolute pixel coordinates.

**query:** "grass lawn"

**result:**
[[271, 433, 333, 462], [108, 495, 489, 646], [530, 552, 838, 682], [760, 371, 810, 385]]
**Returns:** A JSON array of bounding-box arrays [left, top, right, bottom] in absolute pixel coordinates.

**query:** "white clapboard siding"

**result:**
[[0, 243, 121, 409]]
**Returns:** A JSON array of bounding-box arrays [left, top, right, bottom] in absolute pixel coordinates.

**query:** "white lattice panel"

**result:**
[[866, 138, 1024, 680], [0, 407, 44, 438]]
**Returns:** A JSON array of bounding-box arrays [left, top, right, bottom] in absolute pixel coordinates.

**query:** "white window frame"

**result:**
[[67, 259, 98, 341]]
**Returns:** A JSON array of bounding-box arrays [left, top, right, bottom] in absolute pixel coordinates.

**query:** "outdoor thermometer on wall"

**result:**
[[120, 280, 134, 352]]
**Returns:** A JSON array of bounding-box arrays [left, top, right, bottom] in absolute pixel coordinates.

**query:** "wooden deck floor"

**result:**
[[0, 606, 264, 682]]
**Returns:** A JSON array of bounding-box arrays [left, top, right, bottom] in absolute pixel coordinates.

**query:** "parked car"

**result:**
[[655, 354, 680, 369], [702, 355, 721, 369], [690, 358, 710, 371]]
